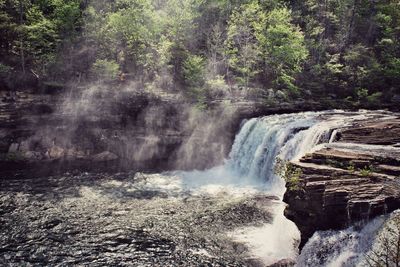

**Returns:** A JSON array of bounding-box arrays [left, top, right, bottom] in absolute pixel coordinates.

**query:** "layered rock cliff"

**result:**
[[0, 87, 238, 175], [284, 116, 400, 247], [0, 84, 336, 176]]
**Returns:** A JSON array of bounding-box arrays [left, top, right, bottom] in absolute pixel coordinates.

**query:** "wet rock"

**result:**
[[8, 143, 18, 153], [48, 146, 65, 159], [337, 118, 400, 145], [0, 87, 343, 176], [24, 151, 43, 160], [65, 148, 86, 159], [42, 218, 62, 229], [268, 259, 296, 267], [18, 141, 30, 152], [92, 151, 118, 162], [0, 173, 276, 266]]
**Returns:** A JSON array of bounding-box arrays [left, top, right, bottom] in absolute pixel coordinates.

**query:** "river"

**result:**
[[0, 111, 394, 266]]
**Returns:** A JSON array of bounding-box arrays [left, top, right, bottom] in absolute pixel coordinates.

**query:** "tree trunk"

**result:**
[[19, 0, 25, 75], [343, 0, 357, 51]]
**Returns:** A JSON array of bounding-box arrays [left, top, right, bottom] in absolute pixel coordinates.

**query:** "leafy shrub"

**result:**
[[183, 55, 206, 88], [367, 92, 383, 105], [275, 158, 303, 191], [359, 165, 373, 176], [357, 88, 369, 101], [5, 152, 24, 162], [91, 59, 120, 80], [347, 162, 355, 173], [206, 75, 229, 98]]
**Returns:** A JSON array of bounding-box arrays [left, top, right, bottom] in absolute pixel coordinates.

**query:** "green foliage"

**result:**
[[182, 54, 209, 107], [347, 162, 355, 173], [0, 0, 398, 105], [356, 88, 369, 101], [359, 165, 374, 177], [225, 3, 307, 93], [183, 54, 206, 88], [206, 75, 229, 98], [354, 88, 383, 106], [91, 59, 120, 80], [275, 158, 303, 191], [260, 7, 308, 93], [225, 2, 263, 88], [5, 152, 24, 162]]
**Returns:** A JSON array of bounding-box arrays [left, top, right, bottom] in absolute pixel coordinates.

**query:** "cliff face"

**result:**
[[0, 84, 339, 176], [0, 88, 240, 175], [284, 116, 400, 247]]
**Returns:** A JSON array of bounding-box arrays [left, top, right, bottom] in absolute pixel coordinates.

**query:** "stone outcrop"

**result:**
[[284, 117, 400, 248]]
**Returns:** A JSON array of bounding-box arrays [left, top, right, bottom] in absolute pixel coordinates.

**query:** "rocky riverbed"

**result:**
[[0, 171, 287, 267]]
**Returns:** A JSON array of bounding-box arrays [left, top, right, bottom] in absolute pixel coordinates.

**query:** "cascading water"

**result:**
[[161, 111, 381, 265], [297, 209, 400, 267], [174, 110, 394, 265], [296, 216, 387, 267], [119, 110, 392, 265], [225, 112, 323, 195], [211, 111, 376, 196]]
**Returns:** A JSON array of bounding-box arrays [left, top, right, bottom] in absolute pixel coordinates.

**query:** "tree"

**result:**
[[155, 0, 201, 83], [259, 7, 308, 93], [365, 213, 400, 267], [226, 3, 307, 92], [206, 23, 226, 78], [183, 54, 205, 88], [225, 2, 263, 88]]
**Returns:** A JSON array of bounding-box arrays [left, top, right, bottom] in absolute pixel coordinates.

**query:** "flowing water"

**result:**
[[0, 110, 395, 266]]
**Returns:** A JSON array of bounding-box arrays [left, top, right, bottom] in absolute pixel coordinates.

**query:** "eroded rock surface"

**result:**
[[0, 172, 277, 266], [284, 117, 400, 247]]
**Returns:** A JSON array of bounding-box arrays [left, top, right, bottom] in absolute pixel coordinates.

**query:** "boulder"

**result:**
[[18, 140, 30, 152], [92, 151, 118, 162], [48, 146, 65, 159], [24, 151, 43, 160], [65, 148, 86, 159]]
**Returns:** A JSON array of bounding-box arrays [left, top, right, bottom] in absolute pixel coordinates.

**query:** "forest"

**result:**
[[1, 0, 400, 107]]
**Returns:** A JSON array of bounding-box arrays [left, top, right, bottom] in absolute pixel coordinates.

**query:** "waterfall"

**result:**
[[297, 218, 383, 267], [147, 111, 390, 265], [225, 111, 373, 196], [206, 111, 386, 265], [175, 110, 378, 196], [295, 212, 400, 267]]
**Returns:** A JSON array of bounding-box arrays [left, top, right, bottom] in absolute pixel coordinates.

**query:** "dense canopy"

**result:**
[[1, 0, 399, 106]]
